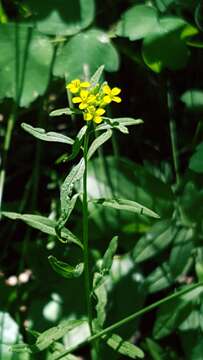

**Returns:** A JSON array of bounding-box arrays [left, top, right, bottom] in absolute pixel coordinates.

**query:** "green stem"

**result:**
[[54, 282, 203, 359], [83, 126, 93, 334], [166, 81, 180, 187]]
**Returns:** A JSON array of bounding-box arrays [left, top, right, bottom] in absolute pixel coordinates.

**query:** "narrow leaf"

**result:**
[[21, 123, 74, 145], [96, 118, 143, 131], [91, 198, 160, 218], [103, 333, 144, 359], [87, 130, 112, 160], [102, 236, 118, 272], [48, 256, 84, 279], [55, 194, 79, 240], [68, 125, 87, 161], [1, 212, 82, 248], [49, 108, 80, 117], [90, 65, 105, 85], [93, 273, 108, 331]]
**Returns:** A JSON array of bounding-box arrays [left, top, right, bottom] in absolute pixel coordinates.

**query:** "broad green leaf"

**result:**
[[0, 23, 54, 106], [21, 123, 74, 145], [1, 211, 82, 247], [181, 89, 203, 111], [169, 227, 194, 277], [103, 333, 144, 359], [54, 29, 119, 80], [91, 198, 160, 218], [116, 5, 159, 41], [90, 65, 105, 85], [25, 0, 95, 36], [133, 220, 177, 263], [153, 297, 192, 339], [102, 236, 118, 272], [35, 319, 85, 351], [87, 130, 112, 160], [48, 256, 84, 279], [146, 262, 173, 293], [142, 17, 193, 72], [96, 118, 143, 132], [50, 108, 78, 117], [189, 142, 203, 173]]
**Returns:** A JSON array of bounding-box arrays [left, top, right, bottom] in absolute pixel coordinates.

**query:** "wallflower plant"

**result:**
[[3, 66, 202, 360]]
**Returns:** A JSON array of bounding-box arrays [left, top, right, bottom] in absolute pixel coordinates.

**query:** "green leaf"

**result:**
[[90, 65, 105, 85], [60, 158, 85, 214], [146, 262, 174, 293], [93, 272, 108, 331], [87, 130, 112, 160], [21, 123, 74, 145], [1, 211, 82, 247], [153, 297, 192, 339], [68, 125, 87, 161], [181, 89, 203, 111], [54, 29, 119, 80], [91, 198, 160, 218], [25, 0, 95, 36], [50, 108, 78, 117], [145, 338, 165, 360], [142, 17, 192, 73], [133, 220, 176, 263], [0, 23, 54, 106], [103, 333, 144, 359], [189, 142, 203, 173], [102, 236, 118, 272], [48, 256, 84, 279], [35, 319, 85, 351], [116, 5, 159, 41], [96, 118, 143, 132], [55, 194, 79, 240]]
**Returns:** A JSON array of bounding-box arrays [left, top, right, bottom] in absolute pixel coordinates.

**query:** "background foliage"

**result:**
[[1, 0, 203, 359]]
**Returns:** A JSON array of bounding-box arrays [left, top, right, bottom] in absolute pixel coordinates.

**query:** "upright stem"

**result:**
[[83, 126, 93, 334]]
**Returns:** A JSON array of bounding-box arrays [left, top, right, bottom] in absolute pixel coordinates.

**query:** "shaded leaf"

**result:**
[[90, 64, 105, 85], [102, 236, 118, 272], [116, 5, 159, 41], [189, 142, 203, 173], [21, 123, 74, 145], [54, 29, 119, 80], [48, 256, 84, 279]]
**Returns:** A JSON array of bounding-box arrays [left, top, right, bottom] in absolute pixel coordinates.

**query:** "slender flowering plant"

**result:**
[[4, 66, 181, 360]]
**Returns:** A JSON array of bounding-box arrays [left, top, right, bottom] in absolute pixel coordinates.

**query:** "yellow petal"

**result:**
[[80, 90, 89, 100], [112, 87, 121, 96], [112, 96, 121, 103], [103, 85, 111, 95], [84, 112, 93, 121], [79, 102, 88, 110], [96, 108, 105, 116], [94, 116, 103, 124], [87, 95, 96, 104], [81, 81, 90, 88], [72, 96, 82, 103], [103, 95, 112, 104]]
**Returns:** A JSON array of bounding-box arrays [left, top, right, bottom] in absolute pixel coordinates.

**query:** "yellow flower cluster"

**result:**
[[66, 79, 121, 124]]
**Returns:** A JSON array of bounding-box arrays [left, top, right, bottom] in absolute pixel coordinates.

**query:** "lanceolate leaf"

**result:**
[[96, 118, 143, 132], [55, 194, 79, 240], [48, 256, 84, 279], [21, 123, 74, 145], [102, 236, 118, 272], [1, 212, 82, 248], [68, 125, 87, 161], [87, 130, 112, 160], [91, 198, 160, 218], [103, 333, 144, 359], [49, 107, 78, 117], [90, 64, 105, 85]]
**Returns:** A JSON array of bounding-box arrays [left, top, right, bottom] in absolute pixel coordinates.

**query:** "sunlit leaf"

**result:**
[[103, 333, 144, 359], [87, 130, 112, 160], [48, 256, 84, 279], [21, 123, 74, 144]]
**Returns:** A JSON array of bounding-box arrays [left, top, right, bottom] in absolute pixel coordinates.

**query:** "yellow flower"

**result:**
[[102, 85, 121, 104], [72, 90, 96, 110], [84, 106, 105, 124], [66, 79, 90, 94]]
